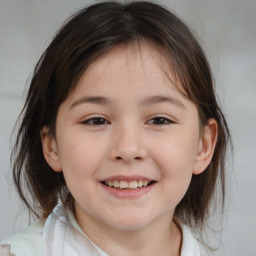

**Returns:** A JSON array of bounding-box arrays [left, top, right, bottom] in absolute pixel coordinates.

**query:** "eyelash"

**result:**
[[147, 117, 174, 125], [81, 116, 174, 126], [81, 117, 110, 125]]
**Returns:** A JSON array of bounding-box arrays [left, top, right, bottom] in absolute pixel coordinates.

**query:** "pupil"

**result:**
[[155, 118, 165, 124], [94, 118, 104, 125]]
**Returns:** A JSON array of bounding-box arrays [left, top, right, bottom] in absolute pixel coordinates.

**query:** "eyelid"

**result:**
[[80, 115, 110, 125], [146, 115, 176, 125], [79, 114, 176, 126]]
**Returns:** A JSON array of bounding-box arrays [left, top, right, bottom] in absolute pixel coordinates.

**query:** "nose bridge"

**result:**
[[109, 120, 146, 163]]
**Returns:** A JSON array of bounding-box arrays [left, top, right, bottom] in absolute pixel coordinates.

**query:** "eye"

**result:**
[[147, 117, 174, 125], [81, 117, 109, 125]]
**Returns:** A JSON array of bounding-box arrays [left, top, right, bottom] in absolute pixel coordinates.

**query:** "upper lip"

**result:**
[[100, 175, 155, 182]]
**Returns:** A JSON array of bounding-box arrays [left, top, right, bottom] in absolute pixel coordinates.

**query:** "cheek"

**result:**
[[57, 136, 106, 208], [151, 131, 199, 203], [161, 148, 193, 195], [153, 131, 199, 174], [57, 133, 106, 184], [160, 152, 193, 209]]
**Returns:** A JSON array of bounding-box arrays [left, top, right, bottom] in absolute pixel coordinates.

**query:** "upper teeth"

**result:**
[[105, 180, 150, 189]]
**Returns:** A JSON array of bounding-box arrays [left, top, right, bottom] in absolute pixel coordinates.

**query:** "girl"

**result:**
[[0, 1, 231, 255]]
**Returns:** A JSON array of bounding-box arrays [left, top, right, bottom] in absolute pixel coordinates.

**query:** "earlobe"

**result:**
[[193, 118, 218, 175], [41, 126, 62, 172]]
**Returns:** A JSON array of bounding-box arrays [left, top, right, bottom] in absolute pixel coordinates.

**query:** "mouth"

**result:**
[[101, 180, 156, 190], [99, 175, 157, 199]]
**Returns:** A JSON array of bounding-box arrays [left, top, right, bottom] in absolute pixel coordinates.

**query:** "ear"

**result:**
[[40, 126, 62, 172], [193, 118, 218, 175]]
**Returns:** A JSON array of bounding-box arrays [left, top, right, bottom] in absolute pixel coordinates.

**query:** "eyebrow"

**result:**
[[70, 95, 186, 110], [70, 96, 112, 109], [140, 95, 187, 109]]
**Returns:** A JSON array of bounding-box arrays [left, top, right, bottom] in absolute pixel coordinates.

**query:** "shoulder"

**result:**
[[0, 220, 44, 256]]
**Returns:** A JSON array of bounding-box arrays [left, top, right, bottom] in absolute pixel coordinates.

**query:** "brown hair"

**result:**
[[12, 1, 231, 235]]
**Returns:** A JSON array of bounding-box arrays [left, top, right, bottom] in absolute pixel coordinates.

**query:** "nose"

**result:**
[[109, 125, 147, 163]]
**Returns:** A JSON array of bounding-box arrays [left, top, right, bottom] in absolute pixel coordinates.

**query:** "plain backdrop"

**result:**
[[0, 0, 255, 255]]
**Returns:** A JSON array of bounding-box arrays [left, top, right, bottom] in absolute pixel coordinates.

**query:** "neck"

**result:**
[[76, 212, 182, 256]]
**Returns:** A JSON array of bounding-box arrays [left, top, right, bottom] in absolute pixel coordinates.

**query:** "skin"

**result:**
[[41, 44, 217, 256]]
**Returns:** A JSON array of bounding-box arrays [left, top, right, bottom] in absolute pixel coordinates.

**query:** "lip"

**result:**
[[99, 175, 156, 199], [100, 175, 153, 182]]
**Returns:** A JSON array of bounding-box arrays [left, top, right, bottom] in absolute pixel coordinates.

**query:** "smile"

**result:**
[[99, 175, 157, 198], [103, 180, 155, 190]]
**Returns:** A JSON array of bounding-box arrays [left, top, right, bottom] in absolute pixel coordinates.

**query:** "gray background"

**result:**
[[0, 0, 255, 255]]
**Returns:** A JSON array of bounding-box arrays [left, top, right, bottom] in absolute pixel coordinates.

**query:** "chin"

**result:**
[[104, 211, 156, 231]]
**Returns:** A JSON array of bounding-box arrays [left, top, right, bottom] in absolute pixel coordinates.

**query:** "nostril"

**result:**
[[115, 156, 142, 161]]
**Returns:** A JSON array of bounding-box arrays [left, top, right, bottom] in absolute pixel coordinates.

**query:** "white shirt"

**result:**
[[0, 203, 201, 256]]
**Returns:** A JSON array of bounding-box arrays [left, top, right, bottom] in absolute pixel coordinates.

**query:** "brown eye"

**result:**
[[148, 117, 173, 125], [82, 118, 109, 125]]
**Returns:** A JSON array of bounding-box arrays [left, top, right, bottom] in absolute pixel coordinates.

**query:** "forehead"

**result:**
[[57, 43, 200, 127], [69, 44, 185, 100]]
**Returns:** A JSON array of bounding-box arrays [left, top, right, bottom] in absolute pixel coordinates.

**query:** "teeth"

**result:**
[[113, 180, 119, 188], [137, 180, 143, 188], [105, 180, 150, 189], [129, 181, 138, 189], [120, 181, 128, 188], [108, 181, 113, 187]]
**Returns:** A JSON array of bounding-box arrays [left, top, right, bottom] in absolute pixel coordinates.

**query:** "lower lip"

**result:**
[[100, 182, 156, 199]]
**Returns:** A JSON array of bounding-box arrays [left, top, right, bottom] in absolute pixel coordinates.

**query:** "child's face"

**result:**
[[43, 45, 211, 232]]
